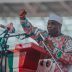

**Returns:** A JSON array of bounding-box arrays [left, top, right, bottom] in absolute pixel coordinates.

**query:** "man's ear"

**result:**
[[58, 24, 62, 28], [60, 24, 62, 28], [61, 24, 62, 26], [59, 24, 62, 32]]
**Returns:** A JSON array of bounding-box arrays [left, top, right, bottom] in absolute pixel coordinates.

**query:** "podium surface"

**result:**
[[7, 43, 50, 72], [15, 43, 50, 69]]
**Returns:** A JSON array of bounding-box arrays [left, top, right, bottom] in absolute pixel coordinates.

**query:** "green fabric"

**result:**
[[0, 37, 5, 51], [21, 23, 26, 28], [56, 51, 62, 59], [21, 18, 27, 28], [8, 52, 13, 72]]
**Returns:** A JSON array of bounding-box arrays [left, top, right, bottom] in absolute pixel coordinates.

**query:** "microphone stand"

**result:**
[[0, 29, 9, 72], [0, 29, 31, 72]]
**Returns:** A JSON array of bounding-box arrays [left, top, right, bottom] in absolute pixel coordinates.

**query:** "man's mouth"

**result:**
[[48, 28, 53, 31]]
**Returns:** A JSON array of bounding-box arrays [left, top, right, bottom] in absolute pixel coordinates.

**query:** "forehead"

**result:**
[[48, 20, 61, 26]]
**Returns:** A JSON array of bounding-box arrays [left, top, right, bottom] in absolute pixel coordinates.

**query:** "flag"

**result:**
[[7, 49, 25, 72]]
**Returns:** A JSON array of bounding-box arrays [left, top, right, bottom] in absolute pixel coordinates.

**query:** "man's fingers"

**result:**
[[19, 9, 27, 16]]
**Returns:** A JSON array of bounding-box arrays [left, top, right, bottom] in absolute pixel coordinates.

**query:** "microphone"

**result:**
[[0, 23, 15, 34], [34, 28, 48, 42], [19, 32, 34, 40], [5, 23, 15, 33]]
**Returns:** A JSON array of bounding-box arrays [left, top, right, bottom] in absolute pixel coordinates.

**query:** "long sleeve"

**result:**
[[20, 18, 34, 35], [54, 36, 72, 65], [20, 17, 48, 44]]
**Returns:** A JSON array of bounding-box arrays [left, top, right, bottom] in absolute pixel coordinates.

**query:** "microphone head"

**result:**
[[6, 23, 15, 33]]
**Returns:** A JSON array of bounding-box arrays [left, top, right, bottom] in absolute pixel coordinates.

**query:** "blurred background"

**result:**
[[0, 0, 72, 49]]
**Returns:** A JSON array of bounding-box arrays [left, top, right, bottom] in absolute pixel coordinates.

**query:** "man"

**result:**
[[19, 9, 72, 72]]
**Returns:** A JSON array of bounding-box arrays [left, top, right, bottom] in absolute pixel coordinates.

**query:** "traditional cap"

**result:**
[[48, 13, 62, 24]]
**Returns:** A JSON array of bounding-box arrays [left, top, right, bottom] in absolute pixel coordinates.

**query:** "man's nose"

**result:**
[[47, 25, 52, 28]]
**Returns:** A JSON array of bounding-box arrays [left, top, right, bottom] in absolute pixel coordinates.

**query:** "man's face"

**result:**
[[47, 20, 62, 36]]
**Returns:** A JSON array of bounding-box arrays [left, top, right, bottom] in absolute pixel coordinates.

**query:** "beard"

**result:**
[[48, 30, 60, 37]]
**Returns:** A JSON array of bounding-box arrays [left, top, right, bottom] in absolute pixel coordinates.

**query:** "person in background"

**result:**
[[19, 9, 72, 72]]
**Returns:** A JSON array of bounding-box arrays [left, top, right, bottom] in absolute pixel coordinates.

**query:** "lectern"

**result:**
[[8, 42, 50, 72]]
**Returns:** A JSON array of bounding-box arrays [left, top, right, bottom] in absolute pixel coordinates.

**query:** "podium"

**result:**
[[7, 42, 50, 72]]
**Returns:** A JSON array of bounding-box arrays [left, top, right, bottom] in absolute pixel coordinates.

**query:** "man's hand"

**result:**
[[19, 9, 27, 19], [44, 39, 54, 51]]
